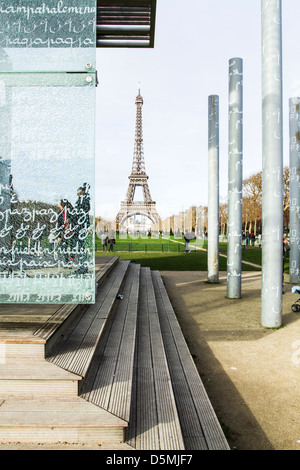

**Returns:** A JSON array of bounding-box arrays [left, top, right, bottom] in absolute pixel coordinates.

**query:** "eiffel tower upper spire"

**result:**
[[131, 89, 146, 176], [116, 90, 160, 227]]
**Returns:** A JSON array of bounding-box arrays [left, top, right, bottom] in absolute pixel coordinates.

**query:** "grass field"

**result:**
[[95, 236, 267, 271], [95, 235, 291, 272], [96, 251, 211, 271], [95, 235, 189, 253]]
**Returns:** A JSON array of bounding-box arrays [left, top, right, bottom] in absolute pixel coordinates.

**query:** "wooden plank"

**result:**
[[108, 264, 140, 420], [34, 257, 119, 342], [128, 268, 160, 449], [151, 271, 230, 451], [0, 397, 127, 444], [95, 256, 119, 283], [144, 268, 184, 450], [33, 304, 81, 341], [135, 367, 160, 450], [53, 261, 129, 374], [127, 268, 184, 450], [81, 263, 140, 422], [47, 261, 129, 377]]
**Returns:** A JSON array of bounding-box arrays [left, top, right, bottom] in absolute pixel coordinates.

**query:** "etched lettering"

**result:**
[[0, 0, 96, 48]]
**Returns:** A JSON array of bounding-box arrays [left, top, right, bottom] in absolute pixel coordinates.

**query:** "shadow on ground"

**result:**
[[161, 271, 300, 450]]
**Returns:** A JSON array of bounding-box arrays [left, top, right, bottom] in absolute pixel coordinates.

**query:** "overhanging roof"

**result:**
[[97, 0, 157, 48]]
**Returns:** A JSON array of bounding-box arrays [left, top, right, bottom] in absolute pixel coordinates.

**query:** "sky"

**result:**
[[95, 0, 300, 221]]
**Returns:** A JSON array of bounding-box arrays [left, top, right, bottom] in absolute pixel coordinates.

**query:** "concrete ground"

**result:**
[[160, 270, 300, 451]]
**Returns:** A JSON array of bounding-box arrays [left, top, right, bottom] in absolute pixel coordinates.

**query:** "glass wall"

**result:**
[[0, 1, 97, 303]]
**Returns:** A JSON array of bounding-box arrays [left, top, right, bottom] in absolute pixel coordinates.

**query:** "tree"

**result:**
[[219, 201, 228, 235], [283, 166, 290, 230], [243, 171, 262, 235]]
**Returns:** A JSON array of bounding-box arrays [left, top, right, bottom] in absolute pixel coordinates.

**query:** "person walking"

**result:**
[[184, 230, 191, 253], [282, 236, 290, 294], [73, 183, 90, 274], [101, 232, 108, 251], [108, 232, 116, 252], [258, 233, 262, 248], [57, 199, 73, 264]]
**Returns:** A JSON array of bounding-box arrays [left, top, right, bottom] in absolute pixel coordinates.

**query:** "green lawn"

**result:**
[[96, 248, 262, 272], [95, 235, 191, 253], [218, 242, 262, 266], [96, 251, 209, 271], [95, 235, 292, 272]]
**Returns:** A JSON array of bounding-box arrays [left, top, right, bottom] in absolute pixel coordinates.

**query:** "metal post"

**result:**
[[208, 95, 219, 283], [261, 0, 283, 327], [289, 98, 300, 283], [227, 58, 243, 298]]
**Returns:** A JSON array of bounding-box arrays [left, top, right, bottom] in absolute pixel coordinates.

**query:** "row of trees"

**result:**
[[211, 166, 290, 236], [96, 167, 291, 238]]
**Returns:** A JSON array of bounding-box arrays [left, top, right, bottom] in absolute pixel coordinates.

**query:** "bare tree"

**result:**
[[219, 201, 228, 235], [283, 166, 290, 230], [243, 171, 262, 235]]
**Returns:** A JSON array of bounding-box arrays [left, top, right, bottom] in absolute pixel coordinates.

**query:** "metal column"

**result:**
[[261, 0, 283, 327], [289, 98, 300, 284], [227, 58, 243, 298], [208, 95, 219, 283]]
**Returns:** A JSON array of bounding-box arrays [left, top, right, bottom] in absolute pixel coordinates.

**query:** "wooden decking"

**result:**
[[80, 262, 140, 422], [125, 267, 184, 450], [0, 256, 229, 450], [152, 271, 228, 450]]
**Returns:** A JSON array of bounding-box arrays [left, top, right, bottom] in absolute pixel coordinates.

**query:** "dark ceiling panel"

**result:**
[[97, 0, 157, 48]]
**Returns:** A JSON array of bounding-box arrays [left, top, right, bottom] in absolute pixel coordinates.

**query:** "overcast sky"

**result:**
[[95, 0, 300, 221]]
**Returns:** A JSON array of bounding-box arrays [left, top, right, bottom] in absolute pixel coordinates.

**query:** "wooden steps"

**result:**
[[34, 256, 119, 354], [151, 271, 230, 450], [125, 267, 184, 450], [80, 262, 140, 421], [46, 260, 130, 377], [0, 397, 126, 445], [0, 361, 80, 398], [0, 257, 128, 446], [0, 257, 230, 450]]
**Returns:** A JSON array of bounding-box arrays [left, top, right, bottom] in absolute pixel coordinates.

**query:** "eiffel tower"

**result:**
[[116, 90, 160, 229]]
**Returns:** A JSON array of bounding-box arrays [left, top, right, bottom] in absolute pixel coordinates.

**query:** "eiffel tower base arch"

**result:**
[[116, 202, 160, 233]]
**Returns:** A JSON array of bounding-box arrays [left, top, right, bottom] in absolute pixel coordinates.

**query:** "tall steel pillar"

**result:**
[[289, 98, 300, 284], [227, 58, 243, 298], [261, 0, 283, 327], [208, 95, 219, 283]]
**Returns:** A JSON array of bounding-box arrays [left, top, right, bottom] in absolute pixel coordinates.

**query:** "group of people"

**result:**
[[56, 183, 91, 274], [242, 232, 261, 247], [100, 232, 115, 252]]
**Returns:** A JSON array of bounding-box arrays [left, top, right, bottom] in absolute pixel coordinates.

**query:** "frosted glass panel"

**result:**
[[0, 74, 95, 303], [0, 0, 96, 71], [0, 1, 96, 303]]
